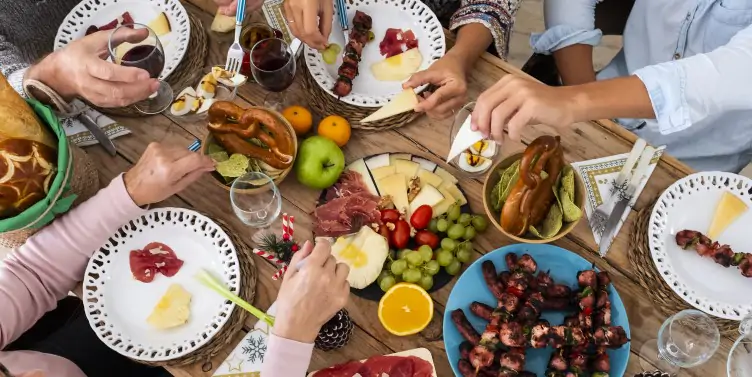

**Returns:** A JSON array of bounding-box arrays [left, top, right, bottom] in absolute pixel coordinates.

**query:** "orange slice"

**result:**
[[378, 283, 434, 336]]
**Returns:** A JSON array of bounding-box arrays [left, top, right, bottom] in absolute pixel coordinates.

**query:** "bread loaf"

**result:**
[[0, 74, 58, 218]]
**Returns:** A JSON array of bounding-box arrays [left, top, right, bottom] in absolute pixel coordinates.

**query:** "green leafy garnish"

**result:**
[[209, 151, 229, 163], [216, 153, 250, 179], [206, 142, 225, 155]]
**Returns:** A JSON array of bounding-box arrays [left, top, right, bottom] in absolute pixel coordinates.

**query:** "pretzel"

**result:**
[[501, 135, 564, 236], [207, 102, 294, 170]]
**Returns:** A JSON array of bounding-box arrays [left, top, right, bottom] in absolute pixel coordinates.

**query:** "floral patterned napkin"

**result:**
[[570, 146, 666, 247], [61, 100, 130, 147], [261, 0, 293, 43], [212, 303, 277, 377]]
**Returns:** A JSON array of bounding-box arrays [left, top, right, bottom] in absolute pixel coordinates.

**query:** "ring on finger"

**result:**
[[287, 19, 295, 23]]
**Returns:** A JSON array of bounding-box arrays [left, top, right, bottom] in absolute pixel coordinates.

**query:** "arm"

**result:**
[[0, 175, 146, 348], [568, 75, 654, 121], [261, 335, 315, 376], [449, 0, 522, 59], [531, 0, 600, 85], [0, 33, 30, 95], [445, 24, 494, 72]]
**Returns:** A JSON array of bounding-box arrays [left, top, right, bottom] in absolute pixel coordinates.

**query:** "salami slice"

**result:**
[[129, 242, 184, 283]]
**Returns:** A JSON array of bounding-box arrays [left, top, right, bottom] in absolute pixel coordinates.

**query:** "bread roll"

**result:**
[[0, 74, 58, 218]]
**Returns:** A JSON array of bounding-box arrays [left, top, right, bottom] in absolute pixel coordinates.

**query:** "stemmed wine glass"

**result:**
[[639, 309, 721, 374], [250, 38, 296, 111], [727, 313, 752, 377], [230, 172, 283, 244], [108, 23, 173, 114]]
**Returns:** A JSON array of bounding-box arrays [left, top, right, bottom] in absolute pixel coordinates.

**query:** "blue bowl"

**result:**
[[443, 244, 631, 376]]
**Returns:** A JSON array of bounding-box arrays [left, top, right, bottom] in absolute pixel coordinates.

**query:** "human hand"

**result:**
[[26, 29, 159, 108], [403, 53, 468, 120], [273, 240, 350, 343], [123, 143, 215, 207], [214, 0, 265, 16], [283, 0, 333, 50], [471, 75, 577, 143]]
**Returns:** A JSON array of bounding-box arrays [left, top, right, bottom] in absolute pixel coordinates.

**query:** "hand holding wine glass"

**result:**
[[108, 23, 173, 114], [25, 29, 159, 108]]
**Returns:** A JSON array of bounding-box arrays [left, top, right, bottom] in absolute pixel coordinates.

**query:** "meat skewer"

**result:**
[[675, 229, 752, 277], [451, 309, 481, 345], [591, 346, 611, 377], [332, 11, 372, 97]]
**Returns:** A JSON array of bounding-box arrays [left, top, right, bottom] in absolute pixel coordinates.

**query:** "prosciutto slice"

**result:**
[[379, 28, 419, 58], [312, 355, 433, 377], [129, 242, 184, 283], [315, 171, 381, 237]]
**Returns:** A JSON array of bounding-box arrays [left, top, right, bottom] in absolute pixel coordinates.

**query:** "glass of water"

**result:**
[[639, 309, 720, 374], [728, 313, 752, 377], [230, 172, 282, 244]]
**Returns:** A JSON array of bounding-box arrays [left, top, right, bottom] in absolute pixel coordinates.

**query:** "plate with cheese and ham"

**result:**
[[314, 152, 470, 301], [54, 0, 190, 80], [649, 171, 752, 320], [82, 208, 240, 361]]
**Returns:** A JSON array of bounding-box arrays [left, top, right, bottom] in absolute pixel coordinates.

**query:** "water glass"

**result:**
[[230, 172, 282, 244], [639, 309, 720, 374], [728, 313, 752, 377]]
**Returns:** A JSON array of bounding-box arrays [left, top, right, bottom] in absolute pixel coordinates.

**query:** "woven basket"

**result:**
[[141, 215, 257, 368], [629, 200, 739, 335], [94, 12, 209, 117], [301, 63, 422, 131], [0, 144, 99, 249]]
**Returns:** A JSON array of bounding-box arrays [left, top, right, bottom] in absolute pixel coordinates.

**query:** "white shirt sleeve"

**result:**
[[530, 0, 602, 54]]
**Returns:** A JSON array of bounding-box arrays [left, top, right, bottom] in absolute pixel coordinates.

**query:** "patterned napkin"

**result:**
[[570, 146, 666, 247], [212, 303, 278, 377], [261, 0, 293, 44], [60, 100, 130, 147]]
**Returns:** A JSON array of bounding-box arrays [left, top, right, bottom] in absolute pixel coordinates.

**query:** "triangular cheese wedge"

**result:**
[[361, 89, 419, 123], [447, 115, 483, 163], [708, 191, 748, 239], [147, 284, 192, 330]]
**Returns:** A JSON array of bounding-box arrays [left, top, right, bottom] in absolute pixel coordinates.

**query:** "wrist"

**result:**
[[565, 85, 592, 124], [272, 320, 318, 344], [122, 171, 148, 207], [445, 49, 472, 73], [25, 53, 75, 101]]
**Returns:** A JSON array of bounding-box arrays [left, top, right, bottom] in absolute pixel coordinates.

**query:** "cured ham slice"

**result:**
[[129, 242, 184, 283], [379, 28, 419, 58], [312, 355, 433, 377], [315, 171, 381, 237]]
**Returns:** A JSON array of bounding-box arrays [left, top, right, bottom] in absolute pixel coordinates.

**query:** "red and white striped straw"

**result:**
[[272, 265, 287, 280], [288, 215, 295, 237], [252, 248, 285, 266], [281, 213, 290, 237]]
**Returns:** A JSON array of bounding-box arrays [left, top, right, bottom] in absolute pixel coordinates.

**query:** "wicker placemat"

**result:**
[[629, 200, 738, 335], [95, 12, 209, 118], [142, 214, 257, 368], [301, 64, 422, 131]]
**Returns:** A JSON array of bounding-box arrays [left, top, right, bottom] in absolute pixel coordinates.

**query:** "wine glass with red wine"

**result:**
[[108, 23, 173, 114], [250, 38, 296, 111]]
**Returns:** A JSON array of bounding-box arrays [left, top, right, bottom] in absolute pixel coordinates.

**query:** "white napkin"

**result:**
[[570, 146, 665, 246], [212, 303, 277, 377], [61, 100, 131, 146]]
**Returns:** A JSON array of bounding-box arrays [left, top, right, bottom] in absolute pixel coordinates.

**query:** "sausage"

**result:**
[[498, 270, 511, 286], [545, 284, 572, 299], [500, 136, 564, 236], [470, 301, 494, 321], [541, 297, 572, 311], [482, 260, 505, 300], [459, 341, 473, 360], [505, 253, 518, 271], [207, 102, 294, 169], [451, 309, 481, 345]]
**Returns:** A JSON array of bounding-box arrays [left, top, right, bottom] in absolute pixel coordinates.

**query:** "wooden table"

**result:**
[[83, 2, 734, 376]]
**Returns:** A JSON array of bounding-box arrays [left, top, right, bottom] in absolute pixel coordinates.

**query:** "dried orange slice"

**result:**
[[378, 282, 434, 336]]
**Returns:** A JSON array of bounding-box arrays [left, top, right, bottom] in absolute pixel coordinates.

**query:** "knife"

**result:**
[[598, 146, 655, 257], [78, 112, 117, 156]]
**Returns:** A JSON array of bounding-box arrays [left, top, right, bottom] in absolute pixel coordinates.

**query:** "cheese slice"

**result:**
[[210, 11, 235, 33], [442, 184, 467, 206], [148, 12, 172, 37], [365, 153, 390, 170], [147, 284, 192, 330], [435, 167, 458, 185], [379, 173, 410, 215], [370, 165, 396, 180], [412, 156, 437, 172], [394, 159, 420, 183], [432, 198, 454, 218], [347, 159, 379, 196], [417, 169, 443, 189], [390, 153, 412, 165], [410, 185, 444, 212], [332, 226, 389, 289], [360, 89, 419, 123], [708, 191, 748, 239]]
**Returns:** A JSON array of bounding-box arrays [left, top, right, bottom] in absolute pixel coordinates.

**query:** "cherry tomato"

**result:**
[[381, 209, 401, 223], [410, 205, 433, 230], [390, 220, 411, 249], [414, 230, 439, 249]]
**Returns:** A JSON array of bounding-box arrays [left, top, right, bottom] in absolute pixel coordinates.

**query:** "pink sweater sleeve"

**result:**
[[261, 334, 314, 376], [0, 174, 146, 348]]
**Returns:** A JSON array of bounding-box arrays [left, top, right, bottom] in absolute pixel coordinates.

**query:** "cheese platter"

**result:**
[[314, 152, 490, 301]]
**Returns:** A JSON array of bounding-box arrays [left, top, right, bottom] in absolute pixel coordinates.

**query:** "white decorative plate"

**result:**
[[649, 172, 752, 320], [304, 0, 446, 107], [54, 0, 191, 80], [83, 208, 240, 361]]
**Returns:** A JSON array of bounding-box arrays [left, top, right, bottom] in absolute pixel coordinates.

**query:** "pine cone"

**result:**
[[315, 309, 354, 351]]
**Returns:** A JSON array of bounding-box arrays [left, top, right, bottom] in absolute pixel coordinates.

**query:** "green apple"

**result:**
[[295, 136, 345, 189]]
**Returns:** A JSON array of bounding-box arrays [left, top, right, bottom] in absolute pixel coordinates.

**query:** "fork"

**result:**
[[335, 0, 349, 50], [225, 0, 247, 74]]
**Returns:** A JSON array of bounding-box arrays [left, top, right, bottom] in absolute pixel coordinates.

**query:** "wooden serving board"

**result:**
[[307, 347, 438, 377]]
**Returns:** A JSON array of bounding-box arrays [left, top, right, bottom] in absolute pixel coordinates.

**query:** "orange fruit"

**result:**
[[281, 105, 313, 136], [317, 115, 351, 147], [378, 283, 434, 336]]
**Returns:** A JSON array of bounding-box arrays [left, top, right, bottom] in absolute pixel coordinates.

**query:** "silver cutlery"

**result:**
[[225, 0, 247, 74], [599, 146, 655, 257], [77, 112, 117, 156]]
